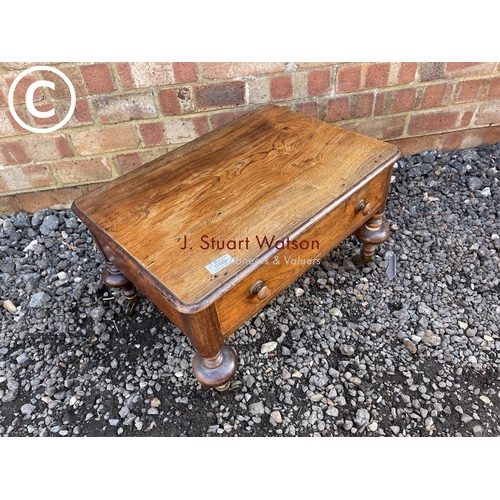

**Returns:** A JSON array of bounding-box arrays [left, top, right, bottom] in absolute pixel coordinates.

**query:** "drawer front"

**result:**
[[215, 166, 392, 337]]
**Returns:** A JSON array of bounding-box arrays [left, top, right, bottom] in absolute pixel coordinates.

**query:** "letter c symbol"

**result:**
[[26, 80, 55, 118]]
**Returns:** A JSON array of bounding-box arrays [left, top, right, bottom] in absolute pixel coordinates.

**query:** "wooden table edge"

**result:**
[[71, 147, 400, 316]]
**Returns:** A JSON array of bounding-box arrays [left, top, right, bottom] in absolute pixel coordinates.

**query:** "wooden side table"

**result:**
[[72, 104, 400, 392]]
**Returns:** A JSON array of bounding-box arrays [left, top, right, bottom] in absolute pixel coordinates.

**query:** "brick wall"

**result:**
[[1, 61, 499, 215]]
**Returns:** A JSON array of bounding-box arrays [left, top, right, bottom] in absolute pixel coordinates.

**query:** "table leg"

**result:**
[[353, 211, 390, 264], [184, 308, 239, 391], [192, 345, 239, 391], [91, 232, 139, 315], [101, 261, 139, 315]]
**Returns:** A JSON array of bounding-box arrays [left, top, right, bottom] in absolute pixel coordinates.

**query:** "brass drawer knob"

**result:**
[[250, 280, 270, 300], [355, 199, 373, 216]]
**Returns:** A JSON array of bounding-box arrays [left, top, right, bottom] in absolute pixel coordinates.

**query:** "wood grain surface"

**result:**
[[73, 104, 400, 307]]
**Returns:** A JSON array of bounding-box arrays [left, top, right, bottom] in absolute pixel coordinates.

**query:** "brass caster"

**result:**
[[125, 301, 137, 316], [352, 254, 372, 265], [215, 379, 243, 394]]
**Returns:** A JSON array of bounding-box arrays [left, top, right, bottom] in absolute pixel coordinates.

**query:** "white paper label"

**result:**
[[205, 253, 235, 275]]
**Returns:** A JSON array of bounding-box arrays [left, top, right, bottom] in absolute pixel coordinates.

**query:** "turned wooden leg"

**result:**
[[192, 345, 240, 392], [182, 306, 241, 392], [101, 261, 139, 315], [90, 231, 140, 315], [353, 211, 390, 264]]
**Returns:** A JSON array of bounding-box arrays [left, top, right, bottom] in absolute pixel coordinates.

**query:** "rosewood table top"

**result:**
[[74, 104, 399, 310]]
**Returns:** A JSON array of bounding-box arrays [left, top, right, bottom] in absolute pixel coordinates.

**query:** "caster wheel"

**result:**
[[215, 379, 243, 394], [352, 254, 371, 265], [125, 302, 137, 316]]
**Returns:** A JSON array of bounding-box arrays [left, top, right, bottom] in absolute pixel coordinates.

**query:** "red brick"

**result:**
[[0, 164, 56, 192], [474, 102, 500, 126], [455, 80, 482, 103], [365, 63, 390, 89], [138, 116, 209, 147], [0, 110, 17, 137], [0, 140, 32, 165], [113, 147, 168, 175], [0, 88, 7, 107], [24, 99, 92, 134], [295, 101, 319, 119], [92, 91, 157, 124], [439, 131, 464, 152], [24, 98, 85, 132], [16, 186, 84, 213], [137, 122, 165, 147], [459, 110, 474, 128], [172, 62, 198, 83], [210, 110, 249, 129], [159, 88, 183, 115], [194, 81, 245, 110], [0, 195, 21, 215], [420, 83, 448, 108], [70, 124, 139, 155], [0, 109, 29, 137], [1, 72, 44, 105], [352, 93, 374, 118], [116, 63, 134, 89], [456, 128, 490, 149], [336, 65, 362, 93], [389, 135, 441, 156], [54, 136, 74, 158], [487, 77, 500, 99], [438, 126, 500, 151], [202, 63, 285, 79], [397, 63, 418, 84], [24, 134, 74, 162], [270, 75, 293, 101], [327, 96, 350, 121], [330, 94, 373, 120], [445, 62, 496, 77], [117, 62, 176, 89], [408, 110, 460, 135], [307, 69, 331, 96], [483, 125, 500, 144], [67, 99, 94, 127], [113, 151, 141, 174], [39, 66, 87, 99], [393, 88, 416, 113], [26, 103, 61, 128], [341, 115, 406, 140], [439, 128, 492, 152], [375, 88, 415, 115], [80, 64, 116, 94], [53, 157, 112, 184], [418, 62, 446, 82]]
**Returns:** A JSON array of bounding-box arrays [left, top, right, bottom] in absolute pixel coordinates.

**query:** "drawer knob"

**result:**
[[250, 280, 270, 300], [355, 199, 373, 216]]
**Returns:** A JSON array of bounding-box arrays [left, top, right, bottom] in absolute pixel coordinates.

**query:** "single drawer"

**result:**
[[215, 165, 392, 337]]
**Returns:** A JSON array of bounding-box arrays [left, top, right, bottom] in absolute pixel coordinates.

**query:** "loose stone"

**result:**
[[2, 300, 17, 313], [422, 331, 441, 347], [270, 410, 282, 424], [261, 341, 277, 354], [403, 338, 418, 354]]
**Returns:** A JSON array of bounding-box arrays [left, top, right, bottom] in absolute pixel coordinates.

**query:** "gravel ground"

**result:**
[[1, 143, 499, 437]]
